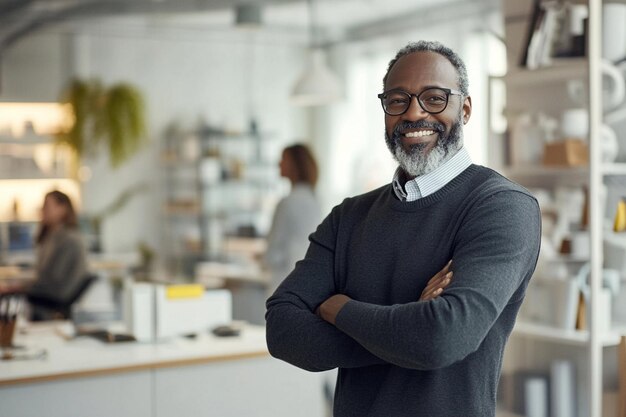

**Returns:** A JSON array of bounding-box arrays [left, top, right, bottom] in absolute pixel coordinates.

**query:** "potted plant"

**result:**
[[55, 78, 147, 168]]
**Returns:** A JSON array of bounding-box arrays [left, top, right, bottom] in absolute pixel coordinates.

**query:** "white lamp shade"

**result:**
[[291, 49, 342, 106]]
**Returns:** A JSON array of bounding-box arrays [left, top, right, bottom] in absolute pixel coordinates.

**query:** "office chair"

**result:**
[[28, 274, 98, 321]]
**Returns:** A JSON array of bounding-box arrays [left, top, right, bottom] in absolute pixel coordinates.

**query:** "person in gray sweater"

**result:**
[[27, 190, 87, 320], [264, 144, 322, 296], [265, 40, 541, 417]]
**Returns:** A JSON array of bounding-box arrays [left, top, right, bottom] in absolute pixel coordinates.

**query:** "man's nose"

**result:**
[[402, 96, 430, 121]]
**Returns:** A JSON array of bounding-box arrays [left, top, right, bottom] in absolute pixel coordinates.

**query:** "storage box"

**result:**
[[542, 139, 589, 166], [155, 286, 232, 340], [124, 283, 232, 342]]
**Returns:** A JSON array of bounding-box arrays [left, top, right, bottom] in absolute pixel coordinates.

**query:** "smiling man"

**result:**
[[382, 48, 469, 181], [266, 41, 541, 417]]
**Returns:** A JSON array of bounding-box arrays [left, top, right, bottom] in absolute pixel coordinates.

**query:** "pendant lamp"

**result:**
[[235, 3, 263, 28], [290, 0, 342, 106]]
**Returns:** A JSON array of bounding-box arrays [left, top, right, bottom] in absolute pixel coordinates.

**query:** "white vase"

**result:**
[[602, 124, 619, 162], [560, 108, 588, 139]]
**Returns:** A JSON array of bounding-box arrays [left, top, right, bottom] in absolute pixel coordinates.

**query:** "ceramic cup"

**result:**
[[602, 60, 626, 111], [560, 108, 588, 139], [602, 124, 619, 162], [566, 62, 626, 111]]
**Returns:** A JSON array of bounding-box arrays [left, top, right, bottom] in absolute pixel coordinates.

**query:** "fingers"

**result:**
[[422, 260, 452, 294], [420, 271, 453, 301], [419, 260, 454, 301]]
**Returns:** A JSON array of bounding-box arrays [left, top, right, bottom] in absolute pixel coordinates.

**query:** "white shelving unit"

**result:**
[[0, 133, 80, 261], [160, 126, 282, 279], [494, 1, 626, 417]]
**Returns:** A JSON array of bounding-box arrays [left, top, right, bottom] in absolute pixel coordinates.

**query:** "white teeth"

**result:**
[[404, 130, 435, 138]]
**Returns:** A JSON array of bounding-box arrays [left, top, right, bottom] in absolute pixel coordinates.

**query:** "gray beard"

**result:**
[[386, 116, 464, 177]]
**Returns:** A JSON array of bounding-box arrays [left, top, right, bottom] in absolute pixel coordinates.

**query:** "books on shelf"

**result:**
[[498, 362, 575, 417], [520, 1, 567, 70], [524, 376, 549, 417], [550, 360, 576, 417]]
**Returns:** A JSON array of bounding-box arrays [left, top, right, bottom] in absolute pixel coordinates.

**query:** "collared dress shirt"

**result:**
[[392, 147, 472, 201]]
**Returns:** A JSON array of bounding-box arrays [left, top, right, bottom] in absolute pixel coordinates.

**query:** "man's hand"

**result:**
[[316, 294, 351, 325], [419, 260, 453, 301]]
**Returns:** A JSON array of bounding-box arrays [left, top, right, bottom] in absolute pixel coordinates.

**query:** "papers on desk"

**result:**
[[1, 346, 47, 361]]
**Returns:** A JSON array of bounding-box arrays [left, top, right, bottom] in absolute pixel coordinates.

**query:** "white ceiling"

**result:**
[[0, 0, 496, 50], [175, 0, 457, 28]]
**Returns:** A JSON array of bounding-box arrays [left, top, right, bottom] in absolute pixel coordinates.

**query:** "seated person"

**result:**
[[26, 190, 88, 320]]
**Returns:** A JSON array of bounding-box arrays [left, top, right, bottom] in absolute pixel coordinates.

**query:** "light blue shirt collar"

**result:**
[[392, 147, 473, 202]]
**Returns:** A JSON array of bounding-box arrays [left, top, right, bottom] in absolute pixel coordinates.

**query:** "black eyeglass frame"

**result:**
[[377, 87, 464, 116]]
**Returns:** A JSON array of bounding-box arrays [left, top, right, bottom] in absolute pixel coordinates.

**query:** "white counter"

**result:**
[[0, 322, 326, 417], [0, 322, 268, 385]]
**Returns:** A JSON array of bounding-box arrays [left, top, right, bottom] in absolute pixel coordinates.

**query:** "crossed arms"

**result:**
[[265, 191, 541, 372], [315, 260, 452, 325]]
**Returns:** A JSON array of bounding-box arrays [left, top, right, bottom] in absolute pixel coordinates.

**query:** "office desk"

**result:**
[[0, 322, 325, 417], [0, 266, 34, 294]]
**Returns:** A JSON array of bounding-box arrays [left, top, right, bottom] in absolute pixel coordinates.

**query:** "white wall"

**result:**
[[1, 33, 71, 102]]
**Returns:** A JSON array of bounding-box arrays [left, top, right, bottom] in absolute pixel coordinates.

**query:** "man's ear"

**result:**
[[462, 96, 472, 124]]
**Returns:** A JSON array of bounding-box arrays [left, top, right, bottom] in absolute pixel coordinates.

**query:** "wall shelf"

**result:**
[[512, 321, 625, 347], [500, 163, 626, 182], [500, 58, 587, 86], [0, 133, 56, 145], [601, 163, 626, 176], [500, 165, 589, 187]]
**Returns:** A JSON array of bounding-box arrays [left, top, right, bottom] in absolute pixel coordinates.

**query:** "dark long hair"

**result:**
[[284, 144, 319, 188], [36, 190, 78, 244]]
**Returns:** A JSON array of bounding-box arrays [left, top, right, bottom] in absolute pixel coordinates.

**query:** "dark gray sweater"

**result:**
[[266, 165, 541, 417], [29, 226, 87, 302]]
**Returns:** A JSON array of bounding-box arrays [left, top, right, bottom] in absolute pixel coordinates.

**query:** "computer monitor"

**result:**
[[7, 222, 35, 252]]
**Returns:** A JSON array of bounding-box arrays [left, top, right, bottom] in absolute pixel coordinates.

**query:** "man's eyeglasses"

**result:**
[[377, 87, 463, 116]]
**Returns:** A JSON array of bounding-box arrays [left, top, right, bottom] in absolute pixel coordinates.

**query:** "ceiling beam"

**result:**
[[0, 0, 36, 15], [0, 0, 304, 51], [343, 0, 500, 43]]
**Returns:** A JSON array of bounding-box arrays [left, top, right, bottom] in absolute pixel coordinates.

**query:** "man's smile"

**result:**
[[404, 130, 436, 138], [400, 129, 438, 147]]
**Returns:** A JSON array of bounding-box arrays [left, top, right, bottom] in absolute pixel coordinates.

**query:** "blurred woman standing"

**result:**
[[264, 144, 322, 295]]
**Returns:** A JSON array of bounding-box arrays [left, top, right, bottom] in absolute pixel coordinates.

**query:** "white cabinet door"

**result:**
[[0, 371, 152, 417], [154, 356, 326, 417]]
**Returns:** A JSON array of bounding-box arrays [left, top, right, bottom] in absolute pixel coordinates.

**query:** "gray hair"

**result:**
[[382, 41, 469, 96]]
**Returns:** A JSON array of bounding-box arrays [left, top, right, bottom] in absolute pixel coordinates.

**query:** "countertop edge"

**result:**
[[0, 349, 270, 387]]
